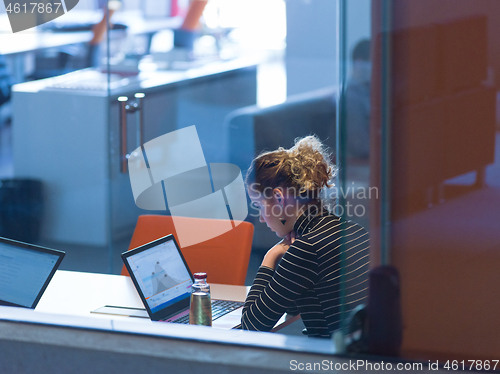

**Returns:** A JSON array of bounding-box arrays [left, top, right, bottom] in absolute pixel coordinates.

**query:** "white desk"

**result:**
[[36, 270, 299, 331], [0, 11, 182, 56], [45, 10, 183, 39], [0, 11, 182, 82], [0, 30, 93, 82]]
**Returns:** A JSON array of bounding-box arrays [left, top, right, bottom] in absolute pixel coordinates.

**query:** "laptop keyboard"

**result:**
[[171, 300, 244, 324], [172, 314, 190, 324], [212, 300, 244, 320]]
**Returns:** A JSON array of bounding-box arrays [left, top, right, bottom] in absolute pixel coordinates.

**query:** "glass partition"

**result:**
[[0, 0, 376, 351], [336, 0, 373, 336], [9, 0, 495, 365], [373, 0, 500, 362], [102, 0, 372, 345]]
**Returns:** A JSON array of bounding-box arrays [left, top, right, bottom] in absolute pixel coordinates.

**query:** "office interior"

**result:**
[[0, 0, 499, 372]]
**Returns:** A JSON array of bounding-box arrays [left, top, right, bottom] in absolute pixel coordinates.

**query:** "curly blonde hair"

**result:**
[[246, 135, 336, 206]]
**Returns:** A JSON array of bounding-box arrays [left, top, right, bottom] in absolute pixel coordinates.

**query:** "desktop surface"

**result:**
[[35, 270, 295, 331], [36, 270, 247, 317]]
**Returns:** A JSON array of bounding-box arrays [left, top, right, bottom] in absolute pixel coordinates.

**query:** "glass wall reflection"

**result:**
[[0, 0, 376, 349], [372, 0, 500, 361]]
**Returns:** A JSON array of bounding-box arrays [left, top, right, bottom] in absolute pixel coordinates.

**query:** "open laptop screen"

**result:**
[[124, 237, 193, 314], [0, 237, 65, 308]]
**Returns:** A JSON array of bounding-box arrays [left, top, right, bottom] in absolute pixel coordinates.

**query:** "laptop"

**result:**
[[0, 236, 65, 309], [121, 234, 244, 329]]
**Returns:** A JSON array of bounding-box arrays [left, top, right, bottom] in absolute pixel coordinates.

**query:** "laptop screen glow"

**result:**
[[126, 239, 193, 314], [0, 242, 61, 308]]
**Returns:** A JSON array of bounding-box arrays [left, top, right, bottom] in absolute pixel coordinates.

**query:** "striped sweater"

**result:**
[[242, 209, 370, 338]]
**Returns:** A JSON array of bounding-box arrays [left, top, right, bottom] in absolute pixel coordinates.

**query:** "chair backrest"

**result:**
[[121, 215, 254, 286]]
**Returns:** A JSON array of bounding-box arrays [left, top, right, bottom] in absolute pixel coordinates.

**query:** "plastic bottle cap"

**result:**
[[193, 272, 207, 280]]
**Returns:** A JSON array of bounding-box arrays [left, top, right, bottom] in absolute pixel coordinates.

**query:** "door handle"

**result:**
[[118, 93, 145, 173]]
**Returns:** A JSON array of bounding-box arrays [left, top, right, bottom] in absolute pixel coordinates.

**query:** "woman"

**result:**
[[242, 135, 370, 338]]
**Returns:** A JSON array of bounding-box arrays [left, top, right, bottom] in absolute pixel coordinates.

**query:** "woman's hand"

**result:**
[[261, 231, 296, 270], [284, 230, 296, 246]]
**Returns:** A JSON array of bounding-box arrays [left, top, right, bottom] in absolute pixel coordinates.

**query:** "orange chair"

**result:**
[[121, 215, 254, 286]]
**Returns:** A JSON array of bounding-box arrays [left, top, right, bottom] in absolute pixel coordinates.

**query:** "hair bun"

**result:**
[[288, 135, 335, 195]]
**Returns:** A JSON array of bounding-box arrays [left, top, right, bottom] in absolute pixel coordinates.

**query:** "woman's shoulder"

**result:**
[[297, 213, 369, 246]]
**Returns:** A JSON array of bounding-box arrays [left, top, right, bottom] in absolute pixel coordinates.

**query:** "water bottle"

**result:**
[[189, 272, 212, 326]]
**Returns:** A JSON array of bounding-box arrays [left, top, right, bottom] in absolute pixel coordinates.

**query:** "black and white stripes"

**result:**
[[242, 210, 370, 338]]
